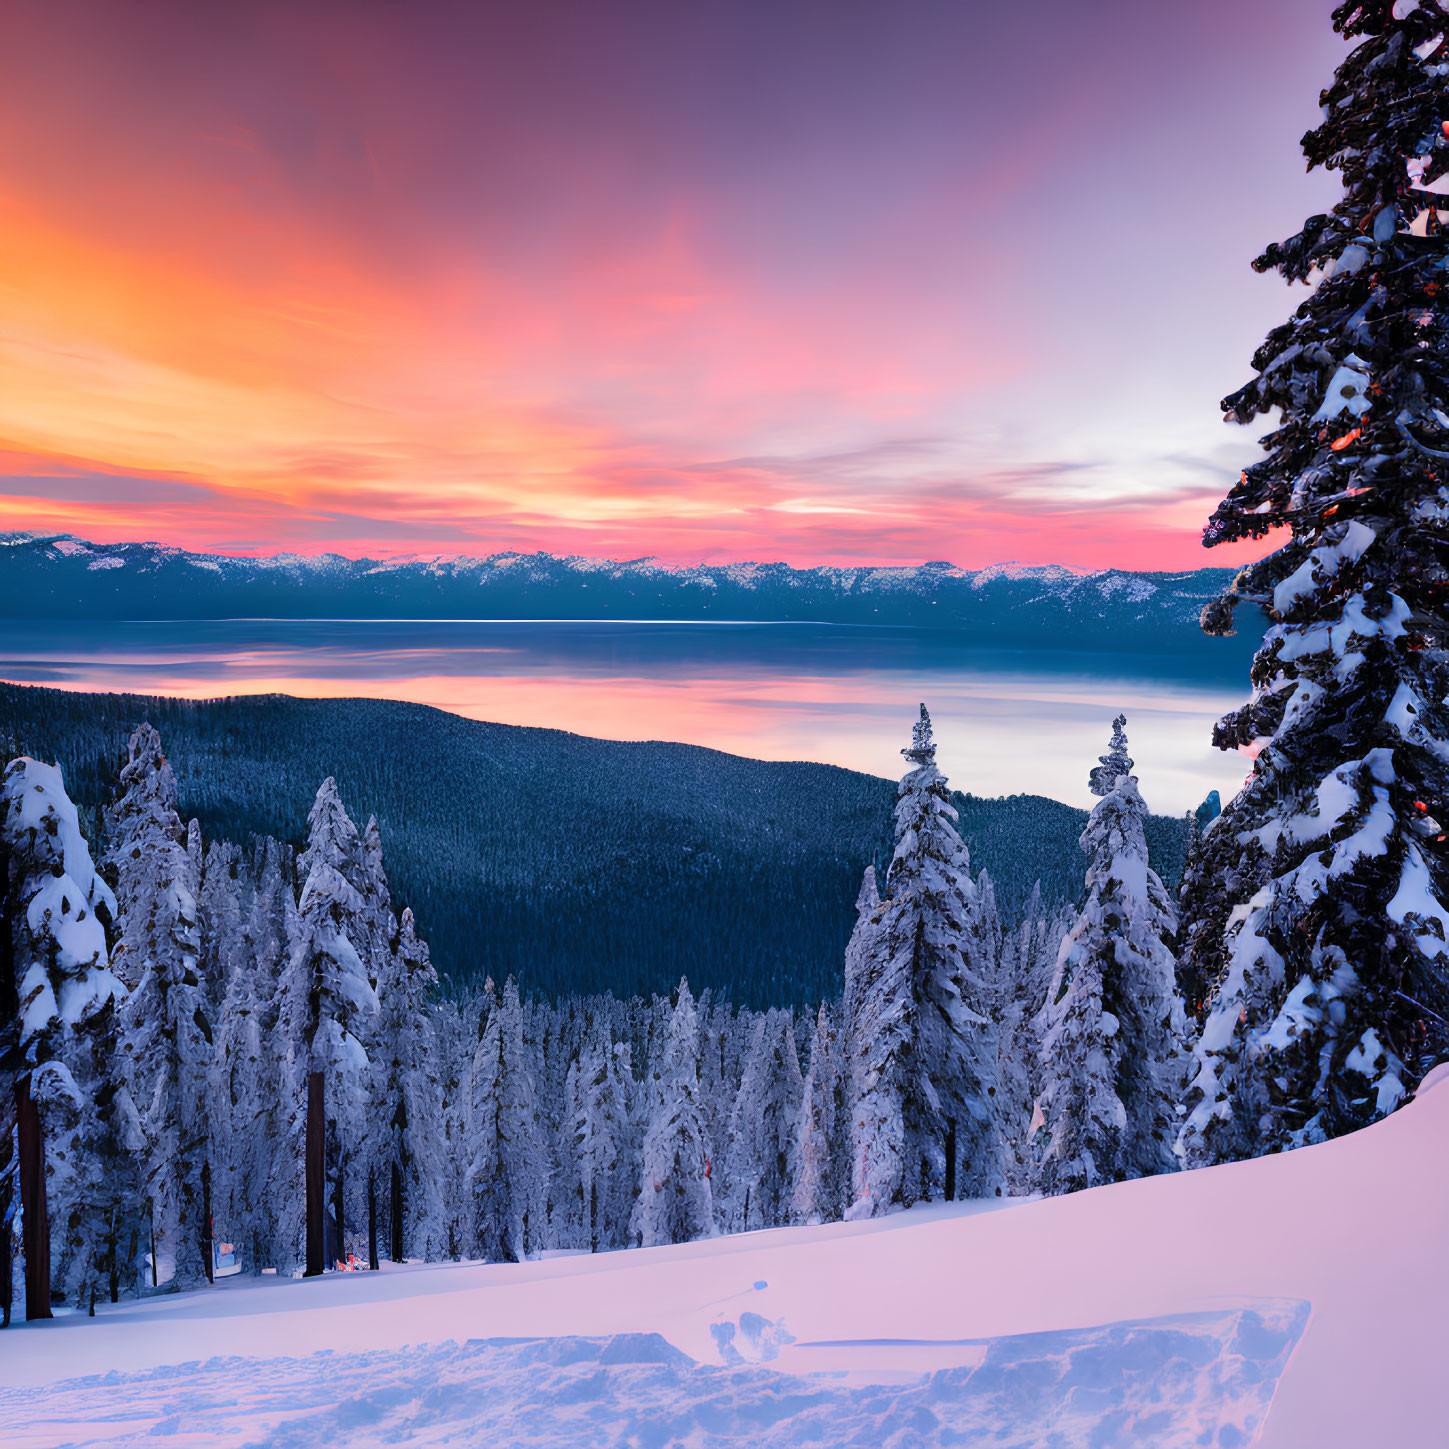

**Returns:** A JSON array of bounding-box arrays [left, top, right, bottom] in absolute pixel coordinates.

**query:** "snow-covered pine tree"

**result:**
[[992, 880, 1067, 1194], [358, 816, 395, 991], [694, 991, 736, 1172], [1179, 2, 1449, 1164], [466, 976, 545, 1262], [210, 869, 273, 1277], [274, 779, 378, 1273], [566, 1029, 634, 1252], [105, 724, 214, 1290], [220, 836, 295, 1274], [847, 707, 1000, 1218], [792, 1001, 849, 1224], [723, 1008, 803, 1231], [842, 862, 909, 1219], [197, 840, 245, 1027], [1035, 717, 1185, 1195], [372, 906, 447, 1263], [431, 993, 475, 1260], [2, 758, 140, 1316], [841, 865, 879, 1045], [631, 978, 714, 1247]]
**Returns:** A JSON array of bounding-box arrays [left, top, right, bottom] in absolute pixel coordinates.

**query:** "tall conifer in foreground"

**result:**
[[1181, 2, 1449, 1164], [2, 758, 137, 1315], [275, 779, 378, 1272], [106, 725, 213, 1290], [847, 706, 1000, 1217], [1035, 718, 1184, 1194]]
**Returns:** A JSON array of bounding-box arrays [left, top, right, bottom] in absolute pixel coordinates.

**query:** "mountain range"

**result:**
[[0, 533, 1256, 654]]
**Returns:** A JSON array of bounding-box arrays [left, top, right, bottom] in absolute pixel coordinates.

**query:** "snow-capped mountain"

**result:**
[[0, 534, 1247, 649]]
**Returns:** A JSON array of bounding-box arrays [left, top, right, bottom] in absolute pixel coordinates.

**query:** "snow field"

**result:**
[[5, 1068, 1449, 1447]]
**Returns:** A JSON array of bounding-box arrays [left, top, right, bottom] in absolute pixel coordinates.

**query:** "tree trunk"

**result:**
[[367, 1171, 379, 1271], [333, 1155, 345, 1268], [389, 1161, 403, 1264], [305, 1072, 325, 1277], [201, 1159, 214, 1285], [589, 1180, 598, 1255], [944, 1117, 957, 1202], [149, 1200, 158, 1288], [15, 1076, 51, 1321]]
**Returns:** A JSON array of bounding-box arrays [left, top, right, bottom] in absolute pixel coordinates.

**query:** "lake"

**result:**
[[0, 619, 1255, 815]]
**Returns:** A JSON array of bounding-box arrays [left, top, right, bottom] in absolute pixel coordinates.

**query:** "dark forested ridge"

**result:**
[[0, 534, 1258, 659], [0, 682, 1189, 1005]]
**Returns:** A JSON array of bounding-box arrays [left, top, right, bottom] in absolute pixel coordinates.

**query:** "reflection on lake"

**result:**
[[0, 620, 1255, 815]]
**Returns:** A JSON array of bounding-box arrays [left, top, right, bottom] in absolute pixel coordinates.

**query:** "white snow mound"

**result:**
[[4, 1078, 1448, 1447]]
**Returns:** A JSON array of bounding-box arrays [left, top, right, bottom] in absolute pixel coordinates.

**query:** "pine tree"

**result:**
[[631, 978, 714, 1247], [847, 707, 1000, 1217], [993, 880, 1072, 1194], [1035, 717, 1184, 1194], [842, 862, 908, 1219], [358, 816, 396, 991], [1180, 2, 1449, 1163], [275, 779, 378, 1272], [106, 724, 214, 1290], [228, 836, 296, 1273], [373, 906, 447, 1263], [466, 977, 545, 1262], [723, 1008, 803, 1231], [792, 1001, 849, 1224], [566, 1029, 634, 1252], [210, 864, 273, 1277], [1, 758, 140, 1316], [431, 993, 475, 1261]]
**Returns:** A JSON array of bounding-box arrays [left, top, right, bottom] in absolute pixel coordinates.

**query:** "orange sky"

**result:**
[[0, 0, 1343, 569]]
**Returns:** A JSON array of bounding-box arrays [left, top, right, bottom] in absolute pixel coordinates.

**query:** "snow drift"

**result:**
[[5, 1065, 1448, 1447]]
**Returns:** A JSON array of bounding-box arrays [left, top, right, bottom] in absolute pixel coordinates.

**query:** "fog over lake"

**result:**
[[0, 619, 1257, 816]]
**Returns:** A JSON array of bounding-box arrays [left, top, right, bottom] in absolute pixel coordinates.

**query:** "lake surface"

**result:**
[[0, 619, 1255, 815]]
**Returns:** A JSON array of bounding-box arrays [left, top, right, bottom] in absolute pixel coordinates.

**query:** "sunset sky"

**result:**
[[0, 0, 1343, 569]]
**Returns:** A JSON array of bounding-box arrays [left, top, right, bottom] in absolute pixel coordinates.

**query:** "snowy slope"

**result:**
[[4, 1070, 1447, 1446]]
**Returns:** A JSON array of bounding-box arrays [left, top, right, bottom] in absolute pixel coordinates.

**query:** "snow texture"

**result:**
[[6, 1071, 1449, 1447], [0, 1306, 1306, 1448]]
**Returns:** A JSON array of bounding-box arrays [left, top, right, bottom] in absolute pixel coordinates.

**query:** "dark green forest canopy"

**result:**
[[0, 683, 1190, 1006]]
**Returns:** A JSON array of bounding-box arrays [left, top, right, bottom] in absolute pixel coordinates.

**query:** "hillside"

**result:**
[[0, 682, 1190, 1004], [5, 1066, 1445, 1446], [0, 534, 1258, 657]]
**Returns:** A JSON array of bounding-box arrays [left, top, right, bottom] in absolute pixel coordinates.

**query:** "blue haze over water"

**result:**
[[0, 619, 1254, 815]]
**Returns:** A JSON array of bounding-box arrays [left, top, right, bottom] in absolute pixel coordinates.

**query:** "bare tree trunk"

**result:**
[[305, 1072, 325, 1277], [944, 1117, 957, 1202], [16, 1076, 51, 1321]]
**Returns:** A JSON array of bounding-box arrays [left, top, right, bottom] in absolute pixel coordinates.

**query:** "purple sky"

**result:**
[[0, 0, 1344, 567]]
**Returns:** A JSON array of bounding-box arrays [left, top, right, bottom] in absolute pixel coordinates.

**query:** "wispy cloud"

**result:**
[[0, 0, 1336, 568]]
